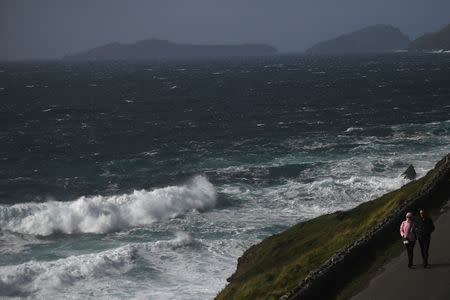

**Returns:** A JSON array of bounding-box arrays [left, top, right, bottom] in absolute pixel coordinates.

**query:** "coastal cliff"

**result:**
[[216, 154, 450, 300]]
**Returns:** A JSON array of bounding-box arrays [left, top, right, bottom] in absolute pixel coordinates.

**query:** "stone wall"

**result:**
[[280, 154, 450, 300]]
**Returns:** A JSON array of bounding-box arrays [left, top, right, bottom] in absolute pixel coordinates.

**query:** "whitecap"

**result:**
[[0, 232, 213, 299], [345, 127, 363, 132], [141, 151, 158, 157], [143, 232, 198, 252], [0, 176, 216, 236], [0, 243, 136, 297]]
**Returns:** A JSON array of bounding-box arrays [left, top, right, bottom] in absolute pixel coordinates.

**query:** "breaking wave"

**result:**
[[0, 176, 216, 235], [0, 245, 135, 297], [0, 232, 197, 298]]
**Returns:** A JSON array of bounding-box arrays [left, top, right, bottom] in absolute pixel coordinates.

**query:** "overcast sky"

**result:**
[[1, 0, 449, 60]]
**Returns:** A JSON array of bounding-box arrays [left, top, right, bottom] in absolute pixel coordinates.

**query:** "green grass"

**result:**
[[216, 154, 449, 300]]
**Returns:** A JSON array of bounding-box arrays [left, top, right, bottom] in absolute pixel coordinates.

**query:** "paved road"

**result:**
[[351, 201, 450, 300]]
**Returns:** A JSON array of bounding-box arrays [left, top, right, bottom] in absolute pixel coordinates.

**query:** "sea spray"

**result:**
[[0, 232, 205, 298], [0, 175, 216, 235], [0, 244, 136, 297]]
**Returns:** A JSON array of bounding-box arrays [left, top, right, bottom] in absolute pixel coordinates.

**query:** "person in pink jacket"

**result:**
[[400, 212, 416, 268]]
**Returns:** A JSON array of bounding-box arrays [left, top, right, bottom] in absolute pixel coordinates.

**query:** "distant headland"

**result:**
[[306, 23, 450, 54], [409, 24, 450, 52], [63, 39, 278, 61], [305, 24, 410, 54]]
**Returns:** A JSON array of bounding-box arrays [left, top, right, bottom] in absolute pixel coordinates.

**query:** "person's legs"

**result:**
[[419, 238, 426, 266], [406, 244, 412, 267], [406, 241, 415, 267], [423, 237, 430, 266], [419, 237, 431, 266]]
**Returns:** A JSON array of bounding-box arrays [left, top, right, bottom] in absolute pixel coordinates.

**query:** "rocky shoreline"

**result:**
[[280, 155, 450, 300]]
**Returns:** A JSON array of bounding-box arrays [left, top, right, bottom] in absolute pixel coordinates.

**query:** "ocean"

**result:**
[[0, 54, 449, 299]]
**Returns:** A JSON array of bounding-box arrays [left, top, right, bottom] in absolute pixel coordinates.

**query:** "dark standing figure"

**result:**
[[415, 209, 435, 268], [400, 212, 416, 268]]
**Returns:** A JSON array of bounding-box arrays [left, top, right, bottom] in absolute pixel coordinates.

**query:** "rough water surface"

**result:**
[[0, 54, 450, 299]]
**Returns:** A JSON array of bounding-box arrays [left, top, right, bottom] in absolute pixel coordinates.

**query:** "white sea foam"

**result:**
[[345, 127, 363, 132], [0, 230, 48, 255], [0, 244, 136, 297], [219, 154, 411, 223], [148, 231, 198, 251], [0, 231, 207, 298], [133, 232, 236, 300], [0, 176, 216, 235], [0, 231, 223, 299]]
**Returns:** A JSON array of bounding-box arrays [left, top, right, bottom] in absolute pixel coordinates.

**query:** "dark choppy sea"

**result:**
[[0, 54, 449, 299]]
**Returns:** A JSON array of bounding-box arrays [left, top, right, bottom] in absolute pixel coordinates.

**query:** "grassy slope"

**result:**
[[216, 154, 449, 300]]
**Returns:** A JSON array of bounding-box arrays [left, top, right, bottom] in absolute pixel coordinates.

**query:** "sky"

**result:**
[[1, 0, 449, 60]]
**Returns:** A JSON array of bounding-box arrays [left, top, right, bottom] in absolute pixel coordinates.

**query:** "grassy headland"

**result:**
[[216, 154, 450, 300]]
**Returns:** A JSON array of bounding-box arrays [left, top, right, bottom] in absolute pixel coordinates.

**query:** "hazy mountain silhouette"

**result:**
[[409, 24, 450, 51], [305, 24, 410, 54], [63, 39, 277, 60]]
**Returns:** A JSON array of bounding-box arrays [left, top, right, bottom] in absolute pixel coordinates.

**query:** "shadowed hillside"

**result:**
[[409, 24, 450, 51], [306, 25, 410, 54]]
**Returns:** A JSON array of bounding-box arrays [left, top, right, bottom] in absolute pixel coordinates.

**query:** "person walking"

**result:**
[[415, 209, 435, 268], [400, 212, 416, 268]]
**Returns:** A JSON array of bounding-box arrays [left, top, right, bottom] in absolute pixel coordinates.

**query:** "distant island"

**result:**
[[63, 39, 277, 61], [305, 24, 410, 54], [63, 24, 450, 61], [409, 24, 450, 51]]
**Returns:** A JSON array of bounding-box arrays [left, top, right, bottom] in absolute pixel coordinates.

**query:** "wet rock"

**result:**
[[402, 165, 417, 180]]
